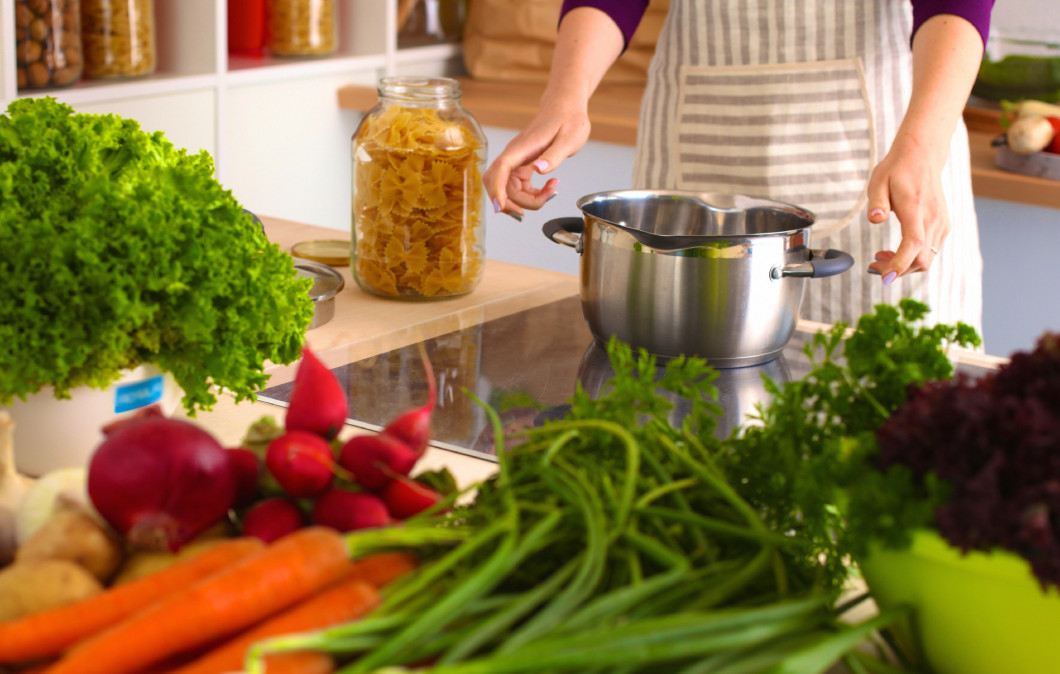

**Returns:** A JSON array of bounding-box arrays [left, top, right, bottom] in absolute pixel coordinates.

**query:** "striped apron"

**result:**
[[632, 0, 983, 336]]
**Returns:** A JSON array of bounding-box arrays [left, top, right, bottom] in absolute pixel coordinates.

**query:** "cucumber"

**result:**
[[974, 55, 1060, 102]]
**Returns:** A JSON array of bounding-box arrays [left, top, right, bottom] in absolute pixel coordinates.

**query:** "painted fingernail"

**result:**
[[545, 193, 558, 203], [506, 211, 523, 222], [882, 271, 897, 286], [869, 208, 886, 220], [492, 197, 501, 214], [533, 160, 549, 172]]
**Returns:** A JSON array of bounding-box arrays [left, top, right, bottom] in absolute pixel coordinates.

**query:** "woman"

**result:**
[[483, 0, 994, 332]]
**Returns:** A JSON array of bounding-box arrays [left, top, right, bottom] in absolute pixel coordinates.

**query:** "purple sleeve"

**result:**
[[911, 0, 995, 45], [559, 0, 650, 50]]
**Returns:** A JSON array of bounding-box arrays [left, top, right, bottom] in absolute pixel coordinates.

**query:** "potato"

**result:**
[[112, 536, 232, 585], [16, 508, 123, 583], [0, 559, 103, 621]]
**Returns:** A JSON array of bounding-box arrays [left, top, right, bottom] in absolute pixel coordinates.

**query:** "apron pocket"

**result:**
[[674, 59, 875, 237]]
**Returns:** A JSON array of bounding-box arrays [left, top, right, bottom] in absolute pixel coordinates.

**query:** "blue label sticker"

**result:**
[[114, 375, 165, 414]]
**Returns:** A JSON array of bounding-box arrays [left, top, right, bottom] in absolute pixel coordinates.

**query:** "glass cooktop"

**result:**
[[257, 295, 992, 463]]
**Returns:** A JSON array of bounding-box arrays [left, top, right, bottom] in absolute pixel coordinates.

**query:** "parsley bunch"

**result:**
[[0, 97, 313, 413], [716, 299, 981, 586]]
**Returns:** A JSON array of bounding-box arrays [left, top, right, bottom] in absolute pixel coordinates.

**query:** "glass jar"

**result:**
[[80, 0, 156, 79], [397, 0, 467, 48], [267, 0, 337, 57], [15, 0, 83, 89], [351, 77, 487, 300], [228, 0, 267, 55]]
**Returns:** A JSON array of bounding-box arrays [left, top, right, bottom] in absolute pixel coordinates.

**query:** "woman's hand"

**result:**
[[869, 13, 984, 285], [482, 105, 588, 220], [482, 7, 625, 220], [865, 133, 950, 284]]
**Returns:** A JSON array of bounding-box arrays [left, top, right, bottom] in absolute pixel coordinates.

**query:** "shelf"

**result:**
[[963, 104, 1060, 210], [338, 76, 644, 146], [225, 53, 386, 86]]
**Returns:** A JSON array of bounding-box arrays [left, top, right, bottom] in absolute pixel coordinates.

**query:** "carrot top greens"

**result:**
[[0, 97, 312, 413]]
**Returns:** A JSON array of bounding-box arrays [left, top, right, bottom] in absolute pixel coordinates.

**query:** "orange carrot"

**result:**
[[168, 577, 381, 674], [344, 550, 418, 588], [0, 537, 264, 665], [43, 526, 351, 674]]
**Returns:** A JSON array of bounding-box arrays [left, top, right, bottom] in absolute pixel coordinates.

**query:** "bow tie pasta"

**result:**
[[352, 104, 485, 299]]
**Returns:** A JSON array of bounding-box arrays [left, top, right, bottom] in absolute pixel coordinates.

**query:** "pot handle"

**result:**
[[542, 217, 584, 252], [771, 248, 855, 280]]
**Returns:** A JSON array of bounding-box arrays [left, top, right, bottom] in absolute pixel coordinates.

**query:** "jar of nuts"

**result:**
[[15, 0, 83, 90], [267, 0, 337, 57], [80, 0, 156, 79]]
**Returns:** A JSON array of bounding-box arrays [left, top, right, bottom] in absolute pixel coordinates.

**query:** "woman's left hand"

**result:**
[[865, 133, 950, 285]]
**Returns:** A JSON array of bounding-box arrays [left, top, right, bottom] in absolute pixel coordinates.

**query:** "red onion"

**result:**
[[87, 417, 237, 552]]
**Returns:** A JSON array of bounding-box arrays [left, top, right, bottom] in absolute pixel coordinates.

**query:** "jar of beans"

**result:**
[[15, 0, 83, 90], [80, 0, 156, 79], [267, 0, 337, 57]]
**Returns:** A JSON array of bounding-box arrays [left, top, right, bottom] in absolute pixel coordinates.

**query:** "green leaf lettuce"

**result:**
[[0, 97, 314, 413]]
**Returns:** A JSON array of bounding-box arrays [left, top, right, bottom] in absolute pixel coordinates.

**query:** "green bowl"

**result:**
[[860, 529, 1060, 674]]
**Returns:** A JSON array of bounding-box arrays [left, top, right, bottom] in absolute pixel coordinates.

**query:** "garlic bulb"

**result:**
[[0, 412, 33, 565]]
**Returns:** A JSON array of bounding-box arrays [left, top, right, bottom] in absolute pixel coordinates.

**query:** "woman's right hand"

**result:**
[[482, 6, 627, 220], [482, 103, 591, 219]]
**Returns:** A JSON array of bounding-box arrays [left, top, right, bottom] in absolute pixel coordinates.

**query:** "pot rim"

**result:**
[[575, 189, 817, 249]]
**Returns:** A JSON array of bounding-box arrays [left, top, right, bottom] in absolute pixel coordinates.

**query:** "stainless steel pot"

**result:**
[[543, 190, 854, 367]]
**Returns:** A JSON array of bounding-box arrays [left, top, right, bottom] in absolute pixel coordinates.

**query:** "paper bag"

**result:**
[[462, 0, 668, 84]]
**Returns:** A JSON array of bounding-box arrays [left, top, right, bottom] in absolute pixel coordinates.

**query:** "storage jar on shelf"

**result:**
[[228, 0, 267, 55], [80, 0, 156, 79], [267, 0, 337, 57], [14, 0, 83, 90], [351, 76, 487, 300]]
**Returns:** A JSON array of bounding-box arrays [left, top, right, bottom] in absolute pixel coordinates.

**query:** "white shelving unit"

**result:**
[[0, 0, 464, 231]]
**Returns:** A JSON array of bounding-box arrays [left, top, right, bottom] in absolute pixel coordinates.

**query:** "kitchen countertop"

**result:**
[[337, 78, 1060, 211]]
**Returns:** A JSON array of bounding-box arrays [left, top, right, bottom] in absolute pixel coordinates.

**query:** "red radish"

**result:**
[[88, 418, 237, 552], [380, 347, 437, 456], [381, 476, 442, 519], [311, 488, 390, 532], [265, 431, 335, 498], [285, 345, 348, 440], [226, 448, 262, 508], [338, 434, 418, 491], [241, 498, 305, 543]]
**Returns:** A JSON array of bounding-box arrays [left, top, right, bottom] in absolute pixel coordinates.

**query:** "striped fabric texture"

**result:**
[[631, 0, 983, 336]]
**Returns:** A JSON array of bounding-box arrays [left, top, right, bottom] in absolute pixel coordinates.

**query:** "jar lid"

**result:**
[[294, 259, 345, 303], [291, 239, 351, 267]]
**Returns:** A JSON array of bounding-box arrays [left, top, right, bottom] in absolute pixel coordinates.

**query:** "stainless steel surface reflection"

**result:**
[[257, 296, 990, 462], [576, 341, 792, 440]]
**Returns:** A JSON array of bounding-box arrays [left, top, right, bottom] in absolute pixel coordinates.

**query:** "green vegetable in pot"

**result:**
[[0, 97, 313, 413]]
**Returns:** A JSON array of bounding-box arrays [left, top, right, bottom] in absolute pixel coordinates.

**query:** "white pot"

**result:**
[[3, 364, 182, 477]]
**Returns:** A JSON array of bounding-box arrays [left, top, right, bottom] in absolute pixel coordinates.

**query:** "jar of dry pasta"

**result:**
[[80, 0, 156, 79], [267, 0, 337, 57], [15, 0, 83, 89], [351, 77, 487, 300]]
